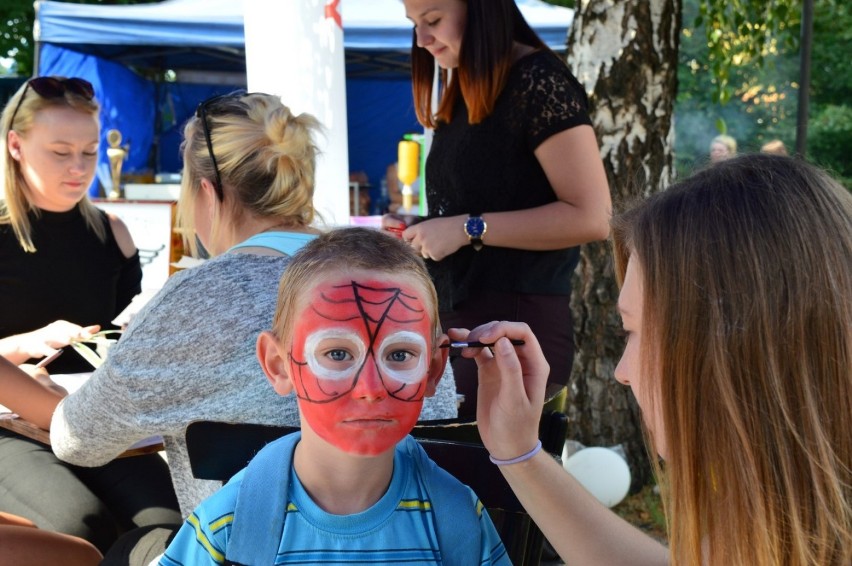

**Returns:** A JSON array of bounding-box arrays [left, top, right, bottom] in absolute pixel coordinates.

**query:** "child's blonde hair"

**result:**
[[271, 227, 441, 348]]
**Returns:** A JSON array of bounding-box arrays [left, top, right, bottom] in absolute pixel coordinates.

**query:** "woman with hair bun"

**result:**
[[2, 91, 459, 561]]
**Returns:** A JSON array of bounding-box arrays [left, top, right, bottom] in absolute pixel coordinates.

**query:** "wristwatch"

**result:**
[[464, 214, 487, 251]]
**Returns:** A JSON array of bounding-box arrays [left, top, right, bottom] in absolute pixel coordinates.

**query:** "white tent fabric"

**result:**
[[36, 0, 574, 70], [33, 0, 574, 204], [35, 0, 245, 51]]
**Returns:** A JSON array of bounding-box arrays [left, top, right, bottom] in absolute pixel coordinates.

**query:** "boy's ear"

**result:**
[[425, 333, 450, 397], [257, 330, 293, 396]]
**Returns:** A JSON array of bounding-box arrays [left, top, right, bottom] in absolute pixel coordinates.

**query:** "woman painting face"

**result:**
[[404, 0, 467, 70], [7, 107, 99, 212], [286, 271, 441, 456], [614, 257, 667, 459]]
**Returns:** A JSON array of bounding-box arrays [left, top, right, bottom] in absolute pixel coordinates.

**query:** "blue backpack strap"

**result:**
[[403, 436, 482, 566], [227, 433, 480, 566], [226, 431, 301, 566], [227, 232, 317, 255]]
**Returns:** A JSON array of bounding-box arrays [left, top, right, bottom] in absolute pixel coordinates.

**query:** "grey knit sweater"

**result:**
[[50, 253, 458, 516]]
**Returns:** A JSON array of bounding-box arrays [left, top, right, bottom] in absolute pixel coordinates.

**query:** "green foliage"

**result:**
[[696, 0, 800, 104], [0, 0, 35, 75], [810, 0, 852, 106], [676, 0, 851, 186], [677, 0, 799, 174], [807, 2, 851, 188], [0, 0, 160, 76], [809, 104, 852, 187], [614, 483, 667, 543]]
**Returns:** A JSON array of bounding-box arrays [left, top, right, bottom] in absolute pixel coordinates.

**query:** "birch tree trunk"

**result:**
[[566, 0, 681, 488]]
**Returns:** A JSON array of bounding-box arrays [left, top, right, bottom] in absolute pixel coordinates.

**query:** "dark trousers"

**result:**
[[0, 430, 181, 553], [440, 290, 574, 419], [101, 524, 180, 566]]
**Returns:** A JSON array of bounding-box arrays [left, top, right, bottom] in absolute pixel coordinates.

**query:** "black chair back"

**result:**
[[185, 411, 567, 565]]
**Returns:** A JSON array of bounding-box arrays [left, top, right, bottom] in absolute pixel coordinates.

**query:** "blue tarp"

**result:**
[[34, 0, 573, 204]]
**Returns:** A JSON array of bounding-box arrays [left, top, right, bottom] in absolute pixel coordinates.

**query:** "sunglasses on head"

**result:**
[[9, 77, 95, 130], [195, 91, 248, 202]]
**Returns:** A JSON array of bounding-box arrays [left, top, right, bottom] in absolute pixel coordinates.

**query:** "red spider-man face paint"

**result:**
[[289, 275, 435, 455]]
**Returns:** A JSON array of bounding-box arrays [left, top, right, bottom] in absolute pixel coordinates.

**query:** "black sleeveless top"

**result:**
[[0, 205, 142, 373], [424, 50, 593, 310]]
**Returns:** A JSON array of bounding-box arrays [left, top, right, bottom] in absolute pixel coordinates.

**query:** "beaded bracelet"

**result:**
[[489, 440, 542, 466]]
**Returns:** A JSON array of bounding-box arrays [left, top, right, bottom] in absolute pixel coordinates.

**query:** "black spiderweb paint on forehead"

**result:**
[[320, 280, 426, 343], [289, 280, 428, 403]]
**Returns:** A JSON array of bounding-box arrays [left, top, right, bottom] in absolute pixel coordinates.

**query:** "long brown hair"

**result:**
[[612, 154, 852, 565], [410, 0, 549, 127]]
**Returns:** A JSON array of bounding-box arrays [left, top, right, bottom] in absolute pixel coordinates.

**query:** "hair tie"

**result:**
[[489, 440, 542, 466]]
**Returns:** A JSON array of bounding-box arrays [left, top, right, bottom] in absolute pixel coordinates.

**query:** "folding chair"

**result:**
[[186, 411, 567, 565]]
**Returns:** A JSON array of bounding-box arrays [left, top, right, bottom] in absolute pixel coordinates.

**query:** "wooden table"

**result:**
[[0, 415, 164, 458], [0, 371, 164, 457]]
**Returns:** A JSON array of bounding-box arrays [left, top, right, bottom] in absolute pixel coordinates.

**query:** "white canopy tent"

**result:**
[[36, 0, 574, 76], [34, 0, 574, 204]]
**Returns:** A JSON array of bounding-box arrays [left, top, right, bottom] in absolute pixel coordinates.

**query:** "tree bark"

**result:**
[[566, 0, 681, 489]]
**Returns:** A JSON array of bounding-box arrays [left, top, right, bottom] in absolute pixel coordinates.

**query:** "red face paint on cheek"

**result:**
[[289, 277, 434, 455]]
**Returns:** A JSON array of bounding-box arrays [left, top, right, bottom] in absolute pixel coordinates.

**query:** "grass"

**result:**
[[540, 483, 669, 564], [613, 483, 668, 544]]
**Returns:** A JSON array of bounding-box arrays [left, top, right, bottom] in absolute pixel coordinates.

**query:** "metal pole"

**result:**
[[795, 0, 814, 157], [33, 42, 40, 76]]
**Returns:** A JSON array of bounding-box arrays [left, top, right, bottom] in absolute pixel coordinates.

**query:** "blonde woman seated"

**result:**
[[1, 76, 179, 552], [2, 92, 459, 562]]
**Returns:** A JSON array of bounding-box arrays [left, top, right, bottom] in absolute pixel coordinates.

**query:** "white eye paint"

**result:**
[[377, 331, 428, 385], [304, 328, 366, 381]]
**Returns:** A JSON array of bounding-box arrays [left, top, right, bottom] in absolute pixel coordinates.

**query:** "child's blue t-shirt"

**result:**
[[160, 437, 510, 565]]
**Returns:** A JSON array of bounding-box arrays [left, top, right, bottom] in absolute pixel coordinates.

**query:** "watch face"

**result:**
[[465, 216, 485, 238]]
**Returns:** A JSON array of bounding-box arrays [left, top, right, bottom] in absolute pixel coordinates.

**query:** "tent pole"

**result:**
[[153, 77, 161, 174], [33, 42, 41, 76]]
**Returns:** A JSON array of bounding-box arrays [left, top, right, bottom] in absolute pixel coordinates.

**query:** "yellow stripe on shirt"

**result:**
[[398, 499, 432, 511], [188, 513, 226, 563]]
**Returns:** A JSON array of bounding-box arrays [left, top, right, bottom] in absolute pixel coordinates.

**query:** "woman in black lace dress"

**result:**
[[389, 0, 611, 417]]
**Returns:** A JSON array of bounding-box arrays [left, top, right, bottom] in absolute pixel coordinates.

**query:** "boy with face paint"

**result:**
[[161, 227, 510, 566]]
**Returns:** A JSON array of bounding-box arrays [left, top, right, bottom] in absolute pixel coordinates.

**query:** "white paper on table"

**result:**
[[170, 256, 206, 270], [112, 288, 159, 327], [50, 372, 93, 394]]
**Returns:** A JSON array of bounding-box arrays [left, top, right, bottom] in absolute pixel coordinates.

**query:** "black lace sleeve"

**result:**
[[422, 51, 586, 309], [511, 52, 593, 150]]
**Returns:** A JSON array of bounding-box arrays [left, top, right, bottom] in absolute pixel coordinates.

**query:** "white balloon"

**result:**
[[563, 446, 631, 508]]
